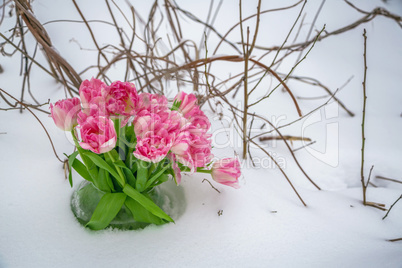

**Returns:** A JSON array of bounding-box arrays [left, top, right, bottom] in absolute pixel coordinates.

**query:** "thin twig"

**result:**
[[259, 135, 311, 142], [270, 0, 307, 67], [294, 0, 325, 66], [382, 194, 402, 220], [239, 0, 248, 159], [0, 88, 63, 163], [248, 113, 257, 167], [356, 30, 384, 211], [293, 141, 317, 152], [250, 137, 307, 206], [365, 202, 387, 211], [230, 106, 307, 206], [251, 88, 340, 140], [249, 26, 326, 111], [0, 95, 50, 114], [218, 89, 320, 190], [249, 113, 321, 190], [212, 0, 304, 56], [248, 58, 303, 117], [14, 0, 82, 93], [202, 179, 221, 193], [71, 0, 109, 67], [257, 7, 402, 51], [290, 75, 355, 117], [361, 28, 368, 205], [388, 238, 402, 242], [365, 165, 374, 188], [376, 175, 402, 185]]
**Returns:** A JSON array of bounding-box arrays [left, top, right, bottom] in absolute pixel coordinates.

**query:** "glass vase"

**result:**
[[71, 180, 185, 230]]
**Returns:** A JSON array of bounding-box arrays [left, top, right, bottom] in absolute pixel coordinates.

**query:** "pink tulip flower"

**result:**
[[171, 131, 193, 169], [171, 125, 212, 171], [50, 97, 81, 131], [186, 107, 211, 133], [174, 92, 198, 116], [133, 131, 173, 163], [211, 158, 241, 189], [102, 81, 138, 117], [174, 92, 209, 131], [133, 109, 183, 163], [77, 102, 108, 125], [188, 127, 213, 168], [79, 116, 117, 154], [79, 78, 106, 107], [133, 110, 162, 139], [137, 92, 168, 114]]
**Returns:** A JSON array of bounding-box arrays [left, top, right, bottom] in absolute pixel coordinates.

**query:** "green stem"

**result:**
[[145, 164, 170, 189], [71, 130, 90, 168], [119, 121, 127, 159], [71, 129, 79, 148], [148, 163, 157, 177], [125, 130, 137, 166], [195, 169, 212, 174], [70, 129, 98, 183], [180, 166, 212, 174], [106, 151, 126, 187], [113, 118, 123, 158], [113, 117, 121, 137]]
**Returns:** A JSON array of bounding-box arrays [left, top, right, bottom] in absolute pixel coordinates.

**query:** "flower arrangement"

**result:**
[[50, 78, 241, 230]]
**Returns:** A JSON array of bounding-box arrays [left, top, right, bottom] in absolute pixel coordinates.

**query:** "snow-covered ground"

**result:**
[[1, 0, 401, 267]]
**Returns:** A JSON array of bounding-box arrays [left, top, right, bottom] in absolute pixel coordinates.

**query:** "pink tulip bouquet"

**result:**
[[50, 78, 241, 230]]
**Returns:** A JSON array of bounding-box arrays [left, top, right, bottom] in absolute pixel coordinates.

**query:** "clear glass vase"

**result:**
[[71, 180, 186, 230]]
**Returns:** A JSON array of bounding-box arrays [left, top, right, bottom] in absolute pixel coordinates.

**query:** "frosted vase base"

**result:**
[[71, 180, 185, 230]]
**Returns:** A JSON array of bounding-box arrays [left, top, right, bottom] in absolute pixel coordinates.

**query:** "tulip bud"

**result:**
[[211, 158, 241, 189], [50, 97, 81, 131]]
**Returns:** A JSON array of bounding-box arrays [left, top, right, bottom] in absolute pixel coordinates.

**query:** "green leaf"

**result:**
[[93, 169, 111, 193], [105, 171, 115, 192], [75, 146, 98, 181], [148, 173, 169, 188], [123, 168, 136, 188], [71, 158, 93, 183], [103, 150, 115, 169], [86, 192, 127, 230], [64, 151, 81, 187], [158, 173, 169, 183], [123, 125, 135, 147], [123, 184, 174, 223], [136, 160, 149, 192], [145, 164, 170, 189], [120, 136, 133, 148], [123, 125, 137, 166], [114, 158, 129, 169], [165, 166, 178, 185], [113, 118, 121, 137], [107, 149, 129, 173], [68, 168, 73, 187], [117, 146, 127, 162], [171, 99, 182, 111], [85, 152, 120, 181], [130, 162, 137, 173], [125, 197, 165, 225], [68, 151, 80, 167], [64, 152, 76, 187], [107, 148, 119, 159], [124, 151, 136, 169]]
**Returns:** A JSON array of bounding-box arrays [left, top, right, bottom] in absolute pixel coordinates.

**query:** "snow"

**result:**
[[1, 0, 402, 267]]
